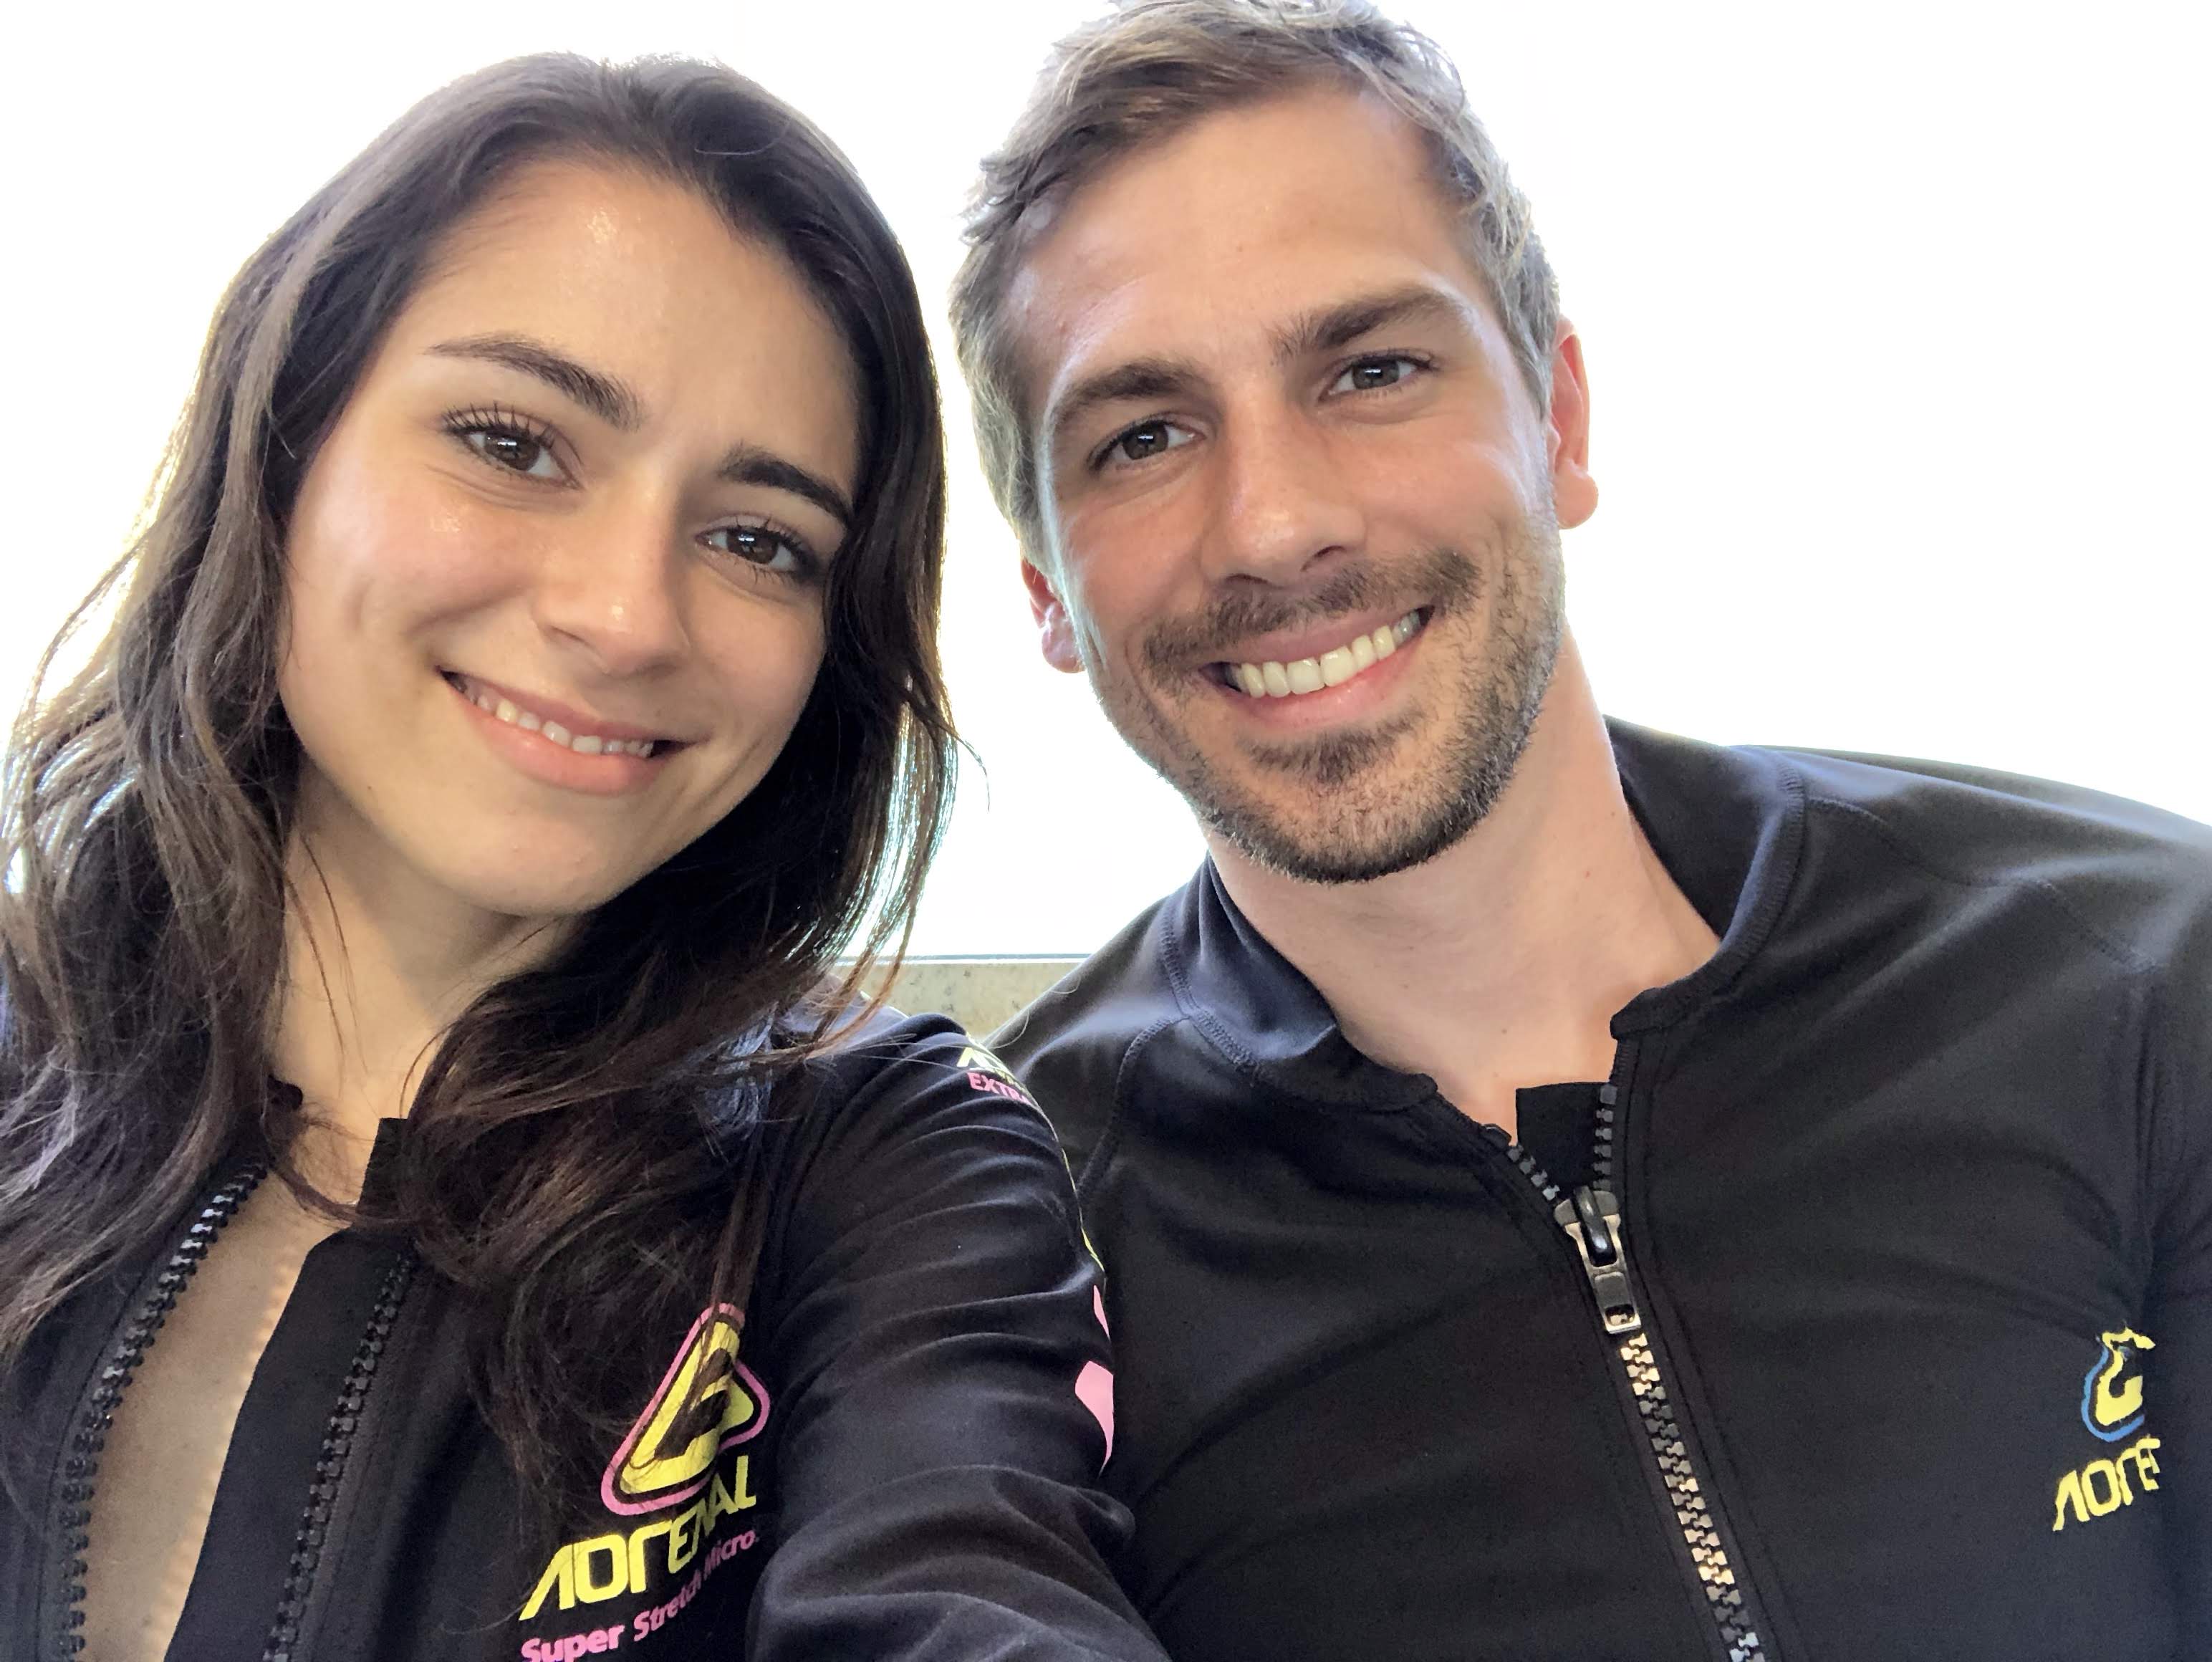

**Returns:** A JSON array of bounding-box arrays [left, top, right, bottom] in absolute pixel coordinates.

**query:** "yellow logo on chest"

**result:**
[[2051, 1327, 2161, 1532]]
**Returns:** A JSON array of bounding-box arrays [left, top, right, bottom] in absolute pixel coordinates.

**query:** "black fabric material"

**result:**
[[1515, 1082, 1606, 1191], [996, 720, 2212, 1662], [1, 1017, 1168, 1661]]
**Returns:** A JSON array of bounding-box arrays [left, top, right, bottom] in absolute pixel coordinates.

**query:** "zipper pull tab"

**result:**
[[1555, 1185, 1643, 1337]]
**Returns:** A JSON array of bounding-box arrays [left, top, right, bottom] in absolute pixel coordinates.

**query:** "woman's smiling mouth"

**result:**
[[444, 671, 678, 759]]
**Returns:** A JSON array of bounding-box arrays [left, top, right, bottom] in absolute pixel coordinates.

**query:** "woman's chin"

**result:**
[[404, 842, 662, 936]]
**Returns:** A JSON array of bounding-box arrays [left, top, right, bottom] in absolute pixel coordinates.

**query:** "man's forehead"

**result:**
[[1001, 87, 1477, 421]]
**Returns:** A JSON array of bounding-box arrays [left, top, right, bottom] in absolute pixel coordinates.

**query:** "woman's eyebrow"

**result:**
[[717, 443, 852, 529], [428, 334, 850, 524], [426, 333, 645, 431]]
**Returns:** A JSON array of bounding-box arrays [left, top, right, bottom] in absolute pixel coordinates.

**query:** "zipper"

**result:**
[[47, 1158, 271, 1659], [1496, 1084, 1773, 1662], [261, 1248, 417, 1662]]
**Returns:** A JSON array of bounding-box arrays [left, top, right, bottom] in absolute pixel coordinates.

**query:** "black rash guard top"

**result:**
[[1, 1015, 1170, 1662], [995, 722, 2212, 1662]]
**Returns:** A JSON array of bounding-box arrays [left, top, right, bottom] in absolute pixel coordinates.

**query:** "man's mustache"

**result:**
[[1140, 547, 1480, 676]]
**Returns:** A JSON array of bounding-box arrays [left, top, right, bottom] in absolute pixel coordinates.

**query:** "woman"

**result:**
[[0, 55, 1157, 1662]]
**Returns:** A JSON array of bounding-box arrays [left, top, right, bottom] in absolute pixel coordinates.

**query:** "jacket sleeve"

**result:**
[[744, 1017, 1164, 1661], [2150, 976, 2212, 1654]]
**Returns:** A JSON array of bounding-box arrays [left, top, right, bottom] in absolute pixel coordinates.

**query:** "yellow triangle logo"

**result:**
[[958, 1044, 1017, 1082], [599, 1304, 770, 1516]]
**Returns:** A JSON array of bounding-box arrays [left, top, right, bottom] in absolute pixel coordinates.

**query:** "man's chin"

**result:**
[[1178, 693, 1541, 885], [1201, 787, 1481, 886]]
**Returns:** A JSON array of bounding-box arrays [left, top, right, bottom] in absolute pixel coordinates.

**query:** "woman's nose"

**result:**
[[529, 509, 691, 678]]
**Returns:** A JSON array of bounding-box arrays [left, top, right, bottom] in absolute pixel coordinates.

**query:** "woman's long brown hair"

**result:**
[[0, 54, 955, 1520]]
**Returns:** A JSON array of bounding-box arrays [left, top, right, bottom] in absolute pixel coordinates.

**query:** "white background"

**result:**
[[5, 2, 2206, 952]]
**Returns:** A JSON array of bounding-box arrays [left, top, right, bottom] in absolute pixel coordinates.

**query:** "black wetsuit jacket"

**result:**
[[1, 1017, 1169, 1662], [994, 724, 2211, 1662]]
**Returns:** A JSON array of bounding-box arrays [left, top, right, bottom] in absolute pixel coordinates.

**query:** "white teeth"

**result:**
[[1228, 610, 1423, 698], [458, 677, 660, 756]]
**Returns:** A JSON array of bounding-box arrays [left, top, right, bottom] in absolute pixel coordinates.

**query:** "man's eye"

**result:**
[[458, 425, 562, 481], [1330, 357, 1420, 395], [1103, 421, 1191, 468]]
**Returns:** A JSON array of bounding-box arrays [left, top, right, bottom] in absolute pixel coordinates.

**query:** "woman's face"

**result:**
[[278, 160, 860, 928]]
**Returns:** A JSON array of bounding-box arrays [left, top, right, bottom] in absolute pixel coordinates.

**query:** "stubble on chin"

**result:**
[[1102, 524, 1565, 886]]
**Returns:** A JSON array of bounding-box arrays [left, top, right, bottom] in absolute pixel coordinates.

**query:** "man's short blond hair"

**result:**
[[949, 0, 1559, 562]]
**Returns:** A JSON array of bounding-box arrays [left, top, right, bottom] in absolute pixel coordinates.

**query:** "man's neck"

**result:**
[[1210, 643, 1716, 1140]]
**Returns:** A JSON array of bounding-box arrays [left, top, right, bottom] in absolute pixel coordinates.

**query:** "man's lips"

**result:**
[[1207, 608, 1428, 698]]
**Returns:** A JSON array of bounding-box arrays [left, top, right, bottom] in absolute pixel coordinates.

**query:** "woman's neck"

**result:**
[[271, 775, 569, 1195]]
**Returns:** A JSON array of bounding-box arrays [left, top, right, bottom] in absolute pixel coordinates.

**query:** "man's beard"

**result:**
[[1098, 522, 1564, 885]]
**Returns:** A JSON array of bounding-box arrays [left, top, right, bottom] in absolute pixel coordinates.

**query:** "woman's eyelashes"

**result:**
[[438, 406, 827, 585], [701, 520, 826, 585], [441, 404, 572, 484]]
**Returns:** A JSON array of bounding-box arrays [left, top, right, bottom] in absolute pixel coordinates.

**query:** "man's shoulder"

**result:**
[[989, 880, 1198, 1175], [1764, 742, 2212, 964]]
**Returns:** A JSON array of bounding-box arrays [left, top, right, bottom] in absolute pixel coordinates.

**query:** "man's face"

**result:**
[[1008, 87, 1597, 883]]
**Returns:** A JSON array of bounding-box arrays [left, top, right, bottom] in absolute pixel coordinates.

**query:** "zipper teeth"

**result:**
[[49, 1159, 271, 1661], [1499, 1122, 1768, 1662], [261, 1249, 416, 1662], [1591, 1086, 1619, 1186], [1501, 1139, 1561, 1204], [1619, 1330, 1766, 1661]]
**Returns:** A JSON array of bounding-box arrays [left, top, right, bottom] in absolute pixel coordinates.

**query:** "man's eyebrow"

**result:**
[[426, 333, 645, 432], [1270, 286, 1473, 361], [1047, 357, 1209, 454], [717, 443, 852, 529]]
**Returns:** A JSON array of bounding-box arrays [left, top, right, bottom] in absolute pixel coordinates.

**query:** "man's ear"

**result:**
[[1021, 557, 1085, 675], [1547, 322, 1598, 530]]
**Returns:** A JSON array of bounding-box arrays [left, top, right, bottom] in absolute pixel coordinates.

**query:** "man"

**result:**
[[949, 2, 2208, 1658]]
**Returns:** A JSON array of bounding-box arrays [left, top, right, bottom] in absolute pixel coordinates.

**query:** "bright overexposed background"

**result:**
[[4, 2, 2205, 952]]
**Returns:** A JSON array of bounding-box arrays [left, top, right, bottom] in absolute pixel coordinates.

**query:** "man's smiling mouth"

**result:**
[[1213, 609, 1426, 698]]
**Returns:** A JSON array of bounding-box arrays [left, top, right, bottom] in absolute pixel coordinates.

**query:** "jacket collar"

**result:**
[[1160, 720, 1810, 1103]]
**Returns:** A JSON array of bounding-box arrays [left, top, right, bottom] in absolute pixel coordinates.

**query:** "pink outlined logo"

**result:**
[[599, 1303, 771, 1517]]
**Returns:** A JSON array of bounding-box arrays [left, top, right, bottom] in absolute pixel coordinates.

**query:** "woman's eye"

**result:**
[[703, 523, 817, 579], [1330, 356, 1421, 395], [1102, 420, 1192, 469], [461, 426, 562, 481]]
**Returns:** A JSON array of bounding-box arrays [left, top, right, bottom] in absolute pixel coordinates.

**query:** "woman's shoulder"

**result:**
[[709, 1005, 1075, 1260], [700, 1003, 1051, 1153], [784, 1006, 1057, 1161]]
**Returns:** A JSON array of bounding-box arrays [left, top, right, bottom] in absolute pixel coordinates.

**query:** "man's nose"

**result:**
[[1201, 406, 1367, 585], [530, 506, 690, 678]]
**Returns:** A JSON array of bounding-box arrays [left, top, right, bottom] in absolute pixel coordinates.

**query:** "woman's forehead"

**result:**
[[388, 159, 862, 490]]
